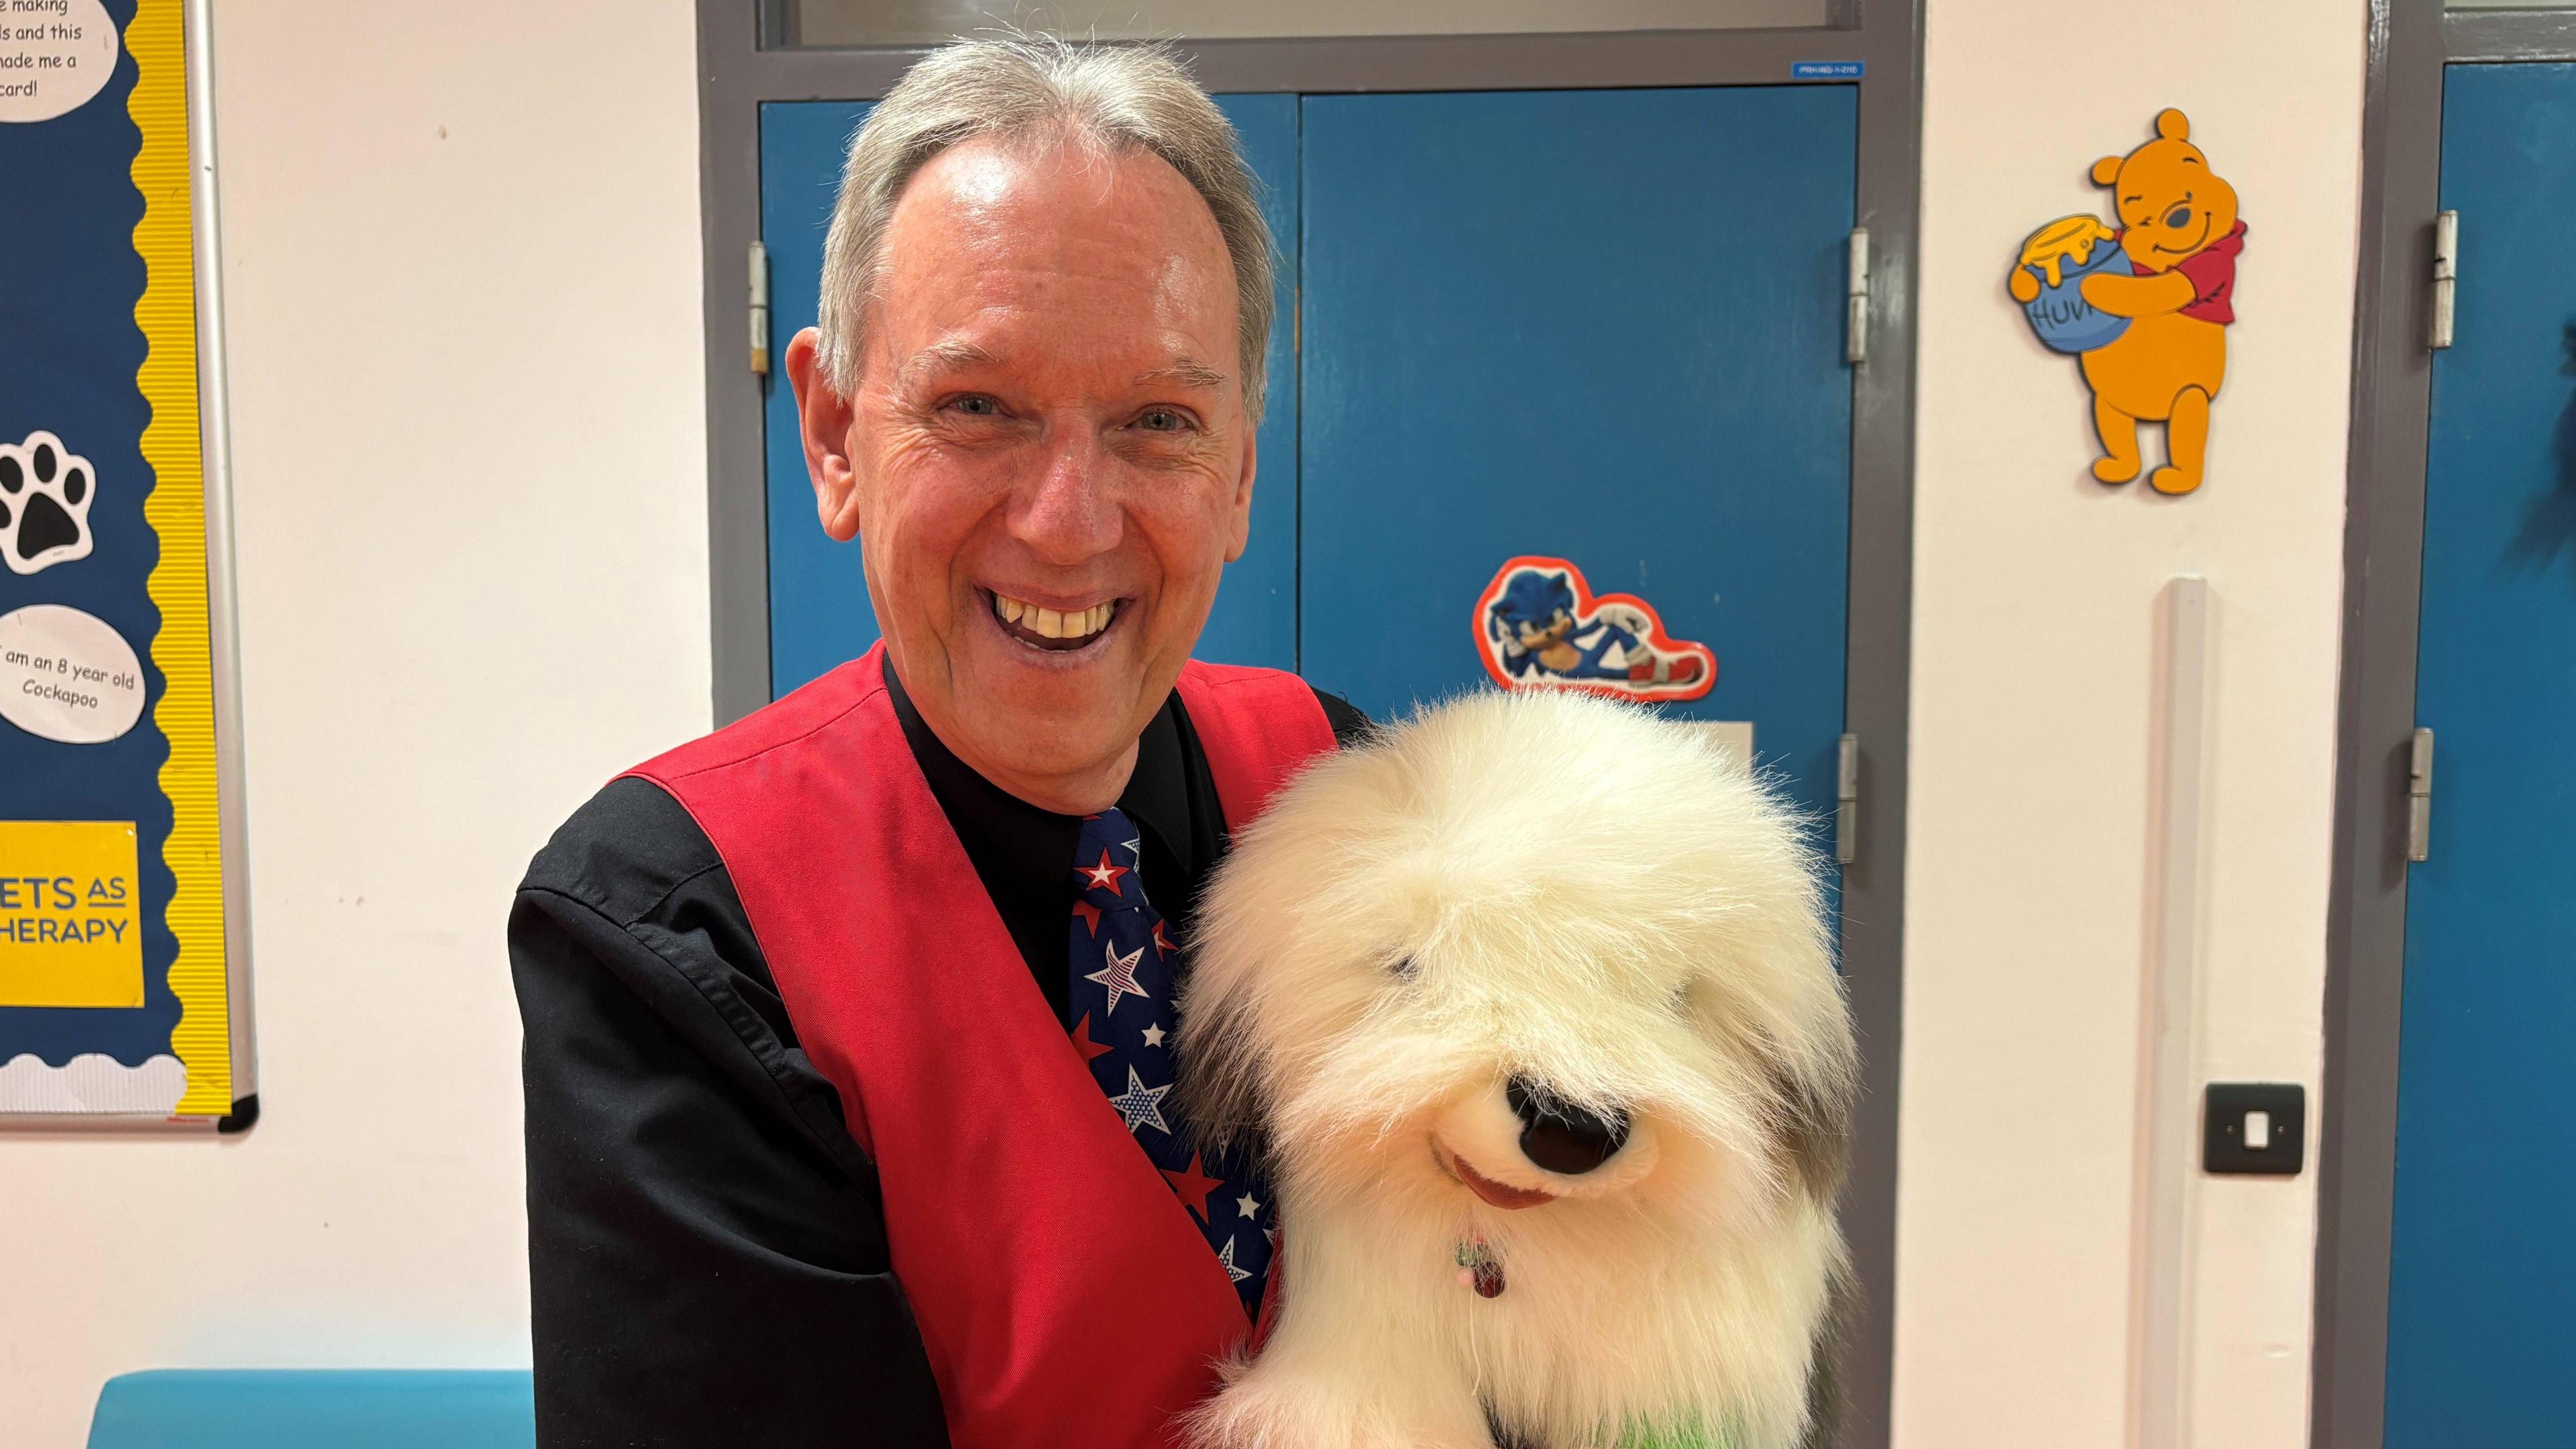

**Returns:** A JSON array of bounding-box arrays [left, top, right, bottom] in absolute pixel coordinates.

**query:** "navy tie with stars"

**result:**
[[1067, 806, 1273, 1319]]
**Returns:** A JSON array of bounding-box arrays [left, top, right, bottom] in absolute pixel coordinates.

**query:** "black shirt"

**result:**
[[509, 671, 1368, 1448]]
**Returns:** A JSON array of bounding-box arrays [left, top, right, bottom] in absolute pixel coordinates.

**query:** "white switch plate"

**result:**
[[1692, 720, 1755, 771]]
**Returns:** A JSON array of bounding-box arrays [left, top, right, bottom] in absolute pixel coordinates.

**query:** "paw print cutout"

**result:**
[[0, 431, 97, 576]]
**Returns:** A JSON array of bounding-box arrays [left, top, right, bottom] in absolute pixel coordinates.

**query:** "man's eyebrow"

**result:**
[[1133, 358, 1229, 392], [896, 339, 999, 389]]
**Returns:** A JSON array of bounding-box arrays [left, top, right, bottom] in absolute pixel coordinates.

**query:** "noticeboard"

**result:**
[[0, 0, 252, 1126]]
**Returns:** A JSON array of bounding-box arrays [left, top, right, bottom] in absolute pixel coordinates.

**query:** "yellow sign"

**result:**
[[0, 820, 144, 1008]]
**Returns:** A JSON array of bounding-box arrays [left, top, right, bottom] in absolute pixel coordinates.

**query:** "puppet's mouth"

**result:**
[[1432, 1138, 1558, 1210]]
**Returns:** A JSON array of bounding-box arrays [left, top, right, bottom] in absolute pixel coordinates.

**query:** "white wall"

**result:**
[[1896, 2, 2364, 1447], [0, 2, 708, 1443]]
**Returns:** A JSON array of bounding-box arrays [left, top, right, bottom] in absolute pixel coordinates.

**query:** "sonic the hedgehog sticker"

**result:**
[[1474, 556, 1716, 702]]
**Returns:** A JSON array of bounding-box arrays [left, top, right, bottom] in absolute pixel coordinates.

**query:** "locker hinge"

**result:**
[[748, 239, 773, 377], [1845, 227, 1870, 366], [2428, 211, 2457, 352], [2406, 727, 2434, 863], [1835, 733, 1860, 865]]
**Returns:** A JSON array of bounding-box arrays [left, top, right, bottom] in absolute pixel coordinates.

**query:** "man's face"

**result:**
[[787, 136, 1254, 810]]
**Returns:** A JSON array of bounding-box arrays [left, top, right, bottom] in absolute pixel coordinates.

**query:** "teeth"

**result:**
[[993, 593, 1114, 641]]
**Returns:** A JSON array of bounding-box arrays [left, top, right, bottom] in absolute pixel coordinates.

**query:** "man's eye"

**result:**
[[1136, 407, 1190, 433], [947, 395, 999, 417]]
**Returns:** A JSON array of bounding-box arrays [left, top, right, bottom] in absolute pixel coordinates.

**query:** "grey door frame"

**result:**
[[2315, 5, 2576, 1447], [692, 7, 1923, 1446]]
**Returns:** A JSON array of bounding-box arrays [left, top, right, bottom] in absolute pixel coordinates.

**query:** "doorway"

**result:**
[[697, 9, 1922, 1443], [2318, 7, 2576, 1447]]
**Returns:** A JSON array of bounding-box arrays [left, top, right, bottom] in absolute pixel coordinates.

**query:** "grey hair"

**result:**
[[815, 35, 1275, 423]]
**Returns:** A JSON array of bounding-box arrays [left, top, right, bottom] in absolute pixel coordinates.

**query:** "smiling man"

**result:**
[[509, 37, 1364, 1449]]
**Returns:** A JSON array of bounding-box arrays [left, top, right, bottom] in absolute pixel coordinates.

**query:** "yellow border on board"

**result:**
[[126, 0, 231, 1118]]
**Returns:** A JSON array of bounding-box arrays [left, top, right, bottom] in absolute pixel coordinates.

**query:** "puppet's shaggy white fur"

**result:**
[[1177, 690, 1856, 1449]]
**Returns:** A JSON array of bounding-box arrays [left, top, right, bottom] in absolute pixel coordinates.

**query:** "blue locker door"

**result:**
[[757, 97, 1301, 697], [2385, 64, 2576, 1447], [1297, 88, 1857, 827], [757, 101, 869, 697]]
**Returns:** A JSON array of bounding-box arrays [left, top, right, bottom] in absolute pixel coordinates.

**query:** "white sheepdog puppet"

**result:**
[[1177, 689, 1856, 1449]]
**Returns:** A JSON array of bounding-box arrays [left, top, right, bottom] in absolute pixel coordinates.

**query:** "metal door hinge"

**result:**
[[2407, 727, 2434, 862], [1845, 227, 1870, 366], [748, 239, 772, 377], [2429, 211, 2457, 352], [1835, 733, 1860, 865]]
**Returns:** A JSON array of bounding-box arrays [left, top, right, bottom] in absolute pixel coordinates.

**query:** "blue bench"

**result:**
[[88, 1370, 535, 1448]]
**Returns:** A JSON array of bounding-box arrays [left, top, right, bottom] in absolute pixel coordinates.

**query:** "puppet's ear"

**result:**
[[2155, 107, 2191, 142], [2090, 154, 2124, 186]]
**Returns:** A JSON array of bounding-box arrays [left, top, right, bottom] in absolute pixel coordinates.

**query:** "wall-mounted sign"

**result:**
[[2008, 108, 2245, 496], [1474, 555, 1717, 703], [0, 0, 252, 1126]]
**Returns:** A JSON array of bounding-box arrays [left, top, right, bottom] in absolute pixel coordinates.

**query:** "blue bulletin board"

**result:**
[[0, 0, 253, 1126]]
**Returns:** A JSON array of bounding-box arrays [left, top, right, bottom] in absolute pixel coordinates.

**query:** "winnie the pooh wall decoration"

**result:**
[[2010, 109, 2245, 496]]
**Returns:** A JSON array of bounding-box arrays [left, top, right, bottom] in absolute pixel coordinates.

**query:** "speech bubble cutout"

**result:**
[[0, 604, 146, 744], [0, 0, 119, 124]]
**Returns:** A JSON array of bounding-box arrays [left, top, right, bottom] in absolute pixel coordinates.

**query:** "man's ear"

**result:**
[[784, 327, 864, 543], [1222, 414, 1258, 564], [2090, 154, 2125, 186]]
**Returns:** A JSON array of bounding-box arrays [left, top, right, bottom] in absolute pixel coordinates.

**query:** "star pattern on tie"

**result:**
[[1216, 1235, 1252, 1284], [1065, 806, 1277, 1319], [1069, 1013, 1114, 1064], [1087, 938, 1149, 1017], [1162, 1152, 1224, 1222], [1081, 848, 1130, 894], [1106, 1065, 1173, 1134]]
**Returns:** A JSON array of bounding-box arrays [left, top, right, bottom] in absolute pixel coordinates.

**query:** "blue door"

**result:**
[[2384, 62, 2576, 1447], [757, 97, 1301, 695], [1297, 87, 1856, 826], [757, 100, 870, 696]]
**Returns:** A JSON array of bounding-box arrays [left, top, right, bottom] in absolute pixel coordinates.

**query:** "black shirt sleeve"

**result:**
[[1311, 686, 1374, 747], [511, 777, 949, 1448]]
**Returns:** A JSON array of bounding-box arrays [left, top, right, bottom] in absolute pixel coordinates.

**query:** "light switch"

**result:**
[[2204, 1083, 2304, 1176]]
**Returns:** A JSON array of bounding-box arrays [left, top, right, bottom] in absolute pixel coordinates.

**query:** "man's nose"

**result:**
[[1506, 1077, 1630, 1175], [1013, 431, 1123, 564], [2164, 205, 2194, 230]]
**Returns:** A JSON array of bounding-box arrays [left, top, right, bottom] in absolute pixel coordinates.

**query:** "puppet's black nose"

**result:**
[[1506, 1077, 1629, 1175], [2164, 205, 2195, 230]]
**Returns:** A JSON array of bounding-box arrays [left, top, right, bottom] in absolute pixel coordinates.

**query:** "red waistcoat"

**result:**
[[624, 645, 1336, 1448]]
